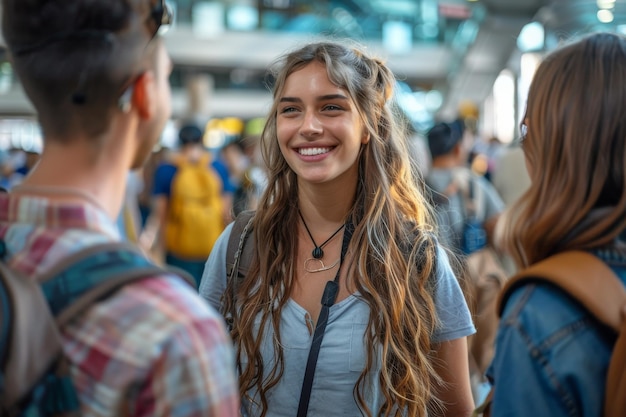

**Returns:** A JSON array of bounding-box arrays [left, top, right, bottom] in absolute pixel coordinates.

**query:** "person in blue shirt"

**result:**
[[486, 32, 626, 417], [140, 124, 226, 286]]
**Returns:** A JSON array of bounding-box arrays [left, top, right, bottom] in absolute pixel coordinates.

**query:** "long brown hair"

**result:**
[[223, 41, 441, 417], [501, 32, 626, 268]]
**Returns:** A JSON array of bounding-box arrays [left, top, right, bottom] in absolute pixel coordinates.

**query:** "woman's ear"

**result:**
[[132, 71, 156, 119], [361, 130, 371, 144]]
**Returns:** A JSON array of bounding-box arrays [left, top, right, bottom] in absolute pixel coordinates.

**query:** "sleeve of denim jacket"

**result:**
[[486, 284, 609, 417]]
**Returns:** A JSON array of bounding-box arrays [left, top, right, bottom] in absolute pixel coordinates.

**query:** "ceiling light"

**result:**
[[597, 0, 615, 9], [517, 22, 545, 52], [597, 9, 614, 23]]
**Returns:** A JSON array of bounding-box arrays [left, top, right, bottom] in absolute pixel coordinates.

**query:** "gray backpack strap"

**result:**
[[226, 210, 255, 286]]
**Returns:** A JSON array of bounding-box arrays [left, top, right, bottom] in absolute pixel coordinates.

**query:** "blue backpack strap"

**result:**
[[40, 241, 194, 325], [33, 241, 193, 415]]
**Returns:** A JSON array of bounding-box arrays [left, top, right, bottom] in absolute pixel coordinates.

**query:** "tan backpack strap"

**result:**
[[497, 250, 626, 332]]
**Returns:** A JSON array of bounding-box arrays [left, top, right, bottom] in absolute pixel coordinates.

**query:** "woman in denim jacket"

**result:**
[[485, 32, 626, 416]]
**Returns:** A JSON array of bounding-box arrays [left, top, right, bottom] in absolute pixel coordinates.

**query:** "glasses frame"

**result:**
[[148, 0, 173, 39], [117, 0, 173, 112], [517, 121, 528, 146]]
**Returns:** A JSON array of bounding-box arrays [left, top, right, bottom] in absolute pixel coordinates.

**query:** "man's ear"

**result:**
[[132, 71, 156, 119], [452, 142, 463, 157]]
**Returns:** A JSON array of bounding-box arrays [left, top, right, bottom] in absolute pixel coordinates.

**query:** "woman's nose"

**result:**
[[299, 111, 323, 137]]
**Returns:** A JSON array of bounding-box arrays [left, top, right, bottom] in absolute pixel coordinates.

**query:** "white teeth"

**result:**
[[299, 147, 330, 156]]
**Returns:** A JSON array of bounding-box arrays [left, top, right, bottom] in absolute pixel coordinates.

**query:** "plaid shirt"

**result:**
[[0, 193, 239, 416]]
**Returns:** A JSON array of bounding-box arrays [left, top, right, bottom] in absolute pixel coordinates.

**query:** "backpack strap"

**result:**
[[497, 251, 626, 331], [485, 250, 626, 417], [226, 210, 255, 285], [1, 240, 194, 414], [0, 261, 63, 410], [39, 241, 194, 327]]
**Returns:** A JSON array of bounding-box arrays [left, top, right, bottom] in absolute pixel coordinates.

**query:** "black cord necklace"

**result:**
[[298, 210, 345, 259]]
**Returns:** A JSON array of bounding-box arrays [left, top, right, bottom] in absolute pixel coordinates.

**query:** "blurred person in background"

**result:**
[[226, 134, 268, 217], [425, 120, 505, 254], [490, 142, 531, 208], [141, 123, 225, 287]]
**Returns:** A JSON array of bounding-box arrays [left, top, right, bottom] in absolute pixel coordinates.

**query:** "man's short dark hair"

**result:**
[[1, 0, 154, 141], [427, 120, 465, 159], [178, 124, 204, 146]]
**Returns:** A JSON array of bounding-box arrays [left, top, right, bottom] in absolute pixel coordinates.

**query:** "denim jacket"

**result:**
[[486, 247, 626, 417]]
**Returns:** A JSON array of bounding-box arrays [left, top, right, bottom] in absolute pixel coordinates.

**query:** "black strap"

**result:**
[[296, 219, 353, 417]]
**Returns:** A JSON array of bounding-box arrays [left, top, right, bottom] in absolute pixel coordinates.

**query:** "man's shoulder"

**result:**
[[77, 272, 226, 354], [106, 272, 220, 324], [425, 168, 454, 190]]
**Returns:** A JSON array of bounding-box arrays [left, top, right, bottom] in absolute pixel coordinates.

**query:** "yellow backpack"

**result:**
[[165, 153, 224, 259]]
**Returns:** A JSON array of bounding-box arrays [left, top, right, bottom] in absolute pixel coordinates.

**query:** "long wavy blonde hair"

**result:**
[[223, 41, 442, 417], [500, 32, 626, 268]]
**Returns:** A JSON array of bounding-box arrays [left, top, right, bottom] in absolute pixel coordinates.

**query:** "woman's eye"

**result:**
[[324, 104, 342, 111], [280, 106, 297, 114]]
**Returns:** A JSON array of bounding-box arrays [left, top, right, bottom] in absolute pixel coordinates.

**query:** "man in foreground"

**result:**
[[0, 0, 239, 415]]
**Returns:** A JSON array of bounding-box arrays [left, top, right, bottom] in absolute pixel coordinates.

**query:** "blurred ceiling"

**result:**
[[0, 0, 624, 127], [437, 0, 547, 118], [162, 0, 548, 123]]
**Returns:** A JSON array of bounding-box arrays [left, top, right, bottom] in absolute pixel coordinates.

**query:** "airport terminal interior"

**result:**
[[0, 0, 621, 152]]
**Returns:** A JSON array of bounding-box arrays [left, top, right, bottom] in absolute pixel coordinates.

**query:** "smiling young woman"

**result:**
[[200, 40, 475, 417]]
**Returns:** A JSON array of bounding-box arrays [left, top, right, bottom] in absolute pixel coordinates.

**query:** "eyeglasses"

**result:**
[[518, 122, 528, 146], [117, 0, 172, 111], [148, 0, 173, 39]]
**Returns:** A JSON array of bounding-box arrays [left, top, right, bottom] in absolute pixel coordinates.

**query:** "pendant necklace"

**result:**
[[298, 210, 345, 259], [304, 257, 340, 274], [299, 210, 345, 273]]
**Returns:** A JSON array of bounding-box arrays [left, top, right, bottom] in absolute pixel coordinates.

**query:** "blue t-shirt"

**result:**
[[200, 223, 475, 416], [152, 163, 178, 197], [212, 158, 237, 194], [152, 159, 233, 197]]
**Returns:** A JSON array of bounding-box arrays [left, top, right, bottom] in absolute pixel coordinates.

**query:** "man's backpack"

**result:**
[[474, 251, 626, 417], [0, 241, 194, 416], [165, 153, 224, 259]]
